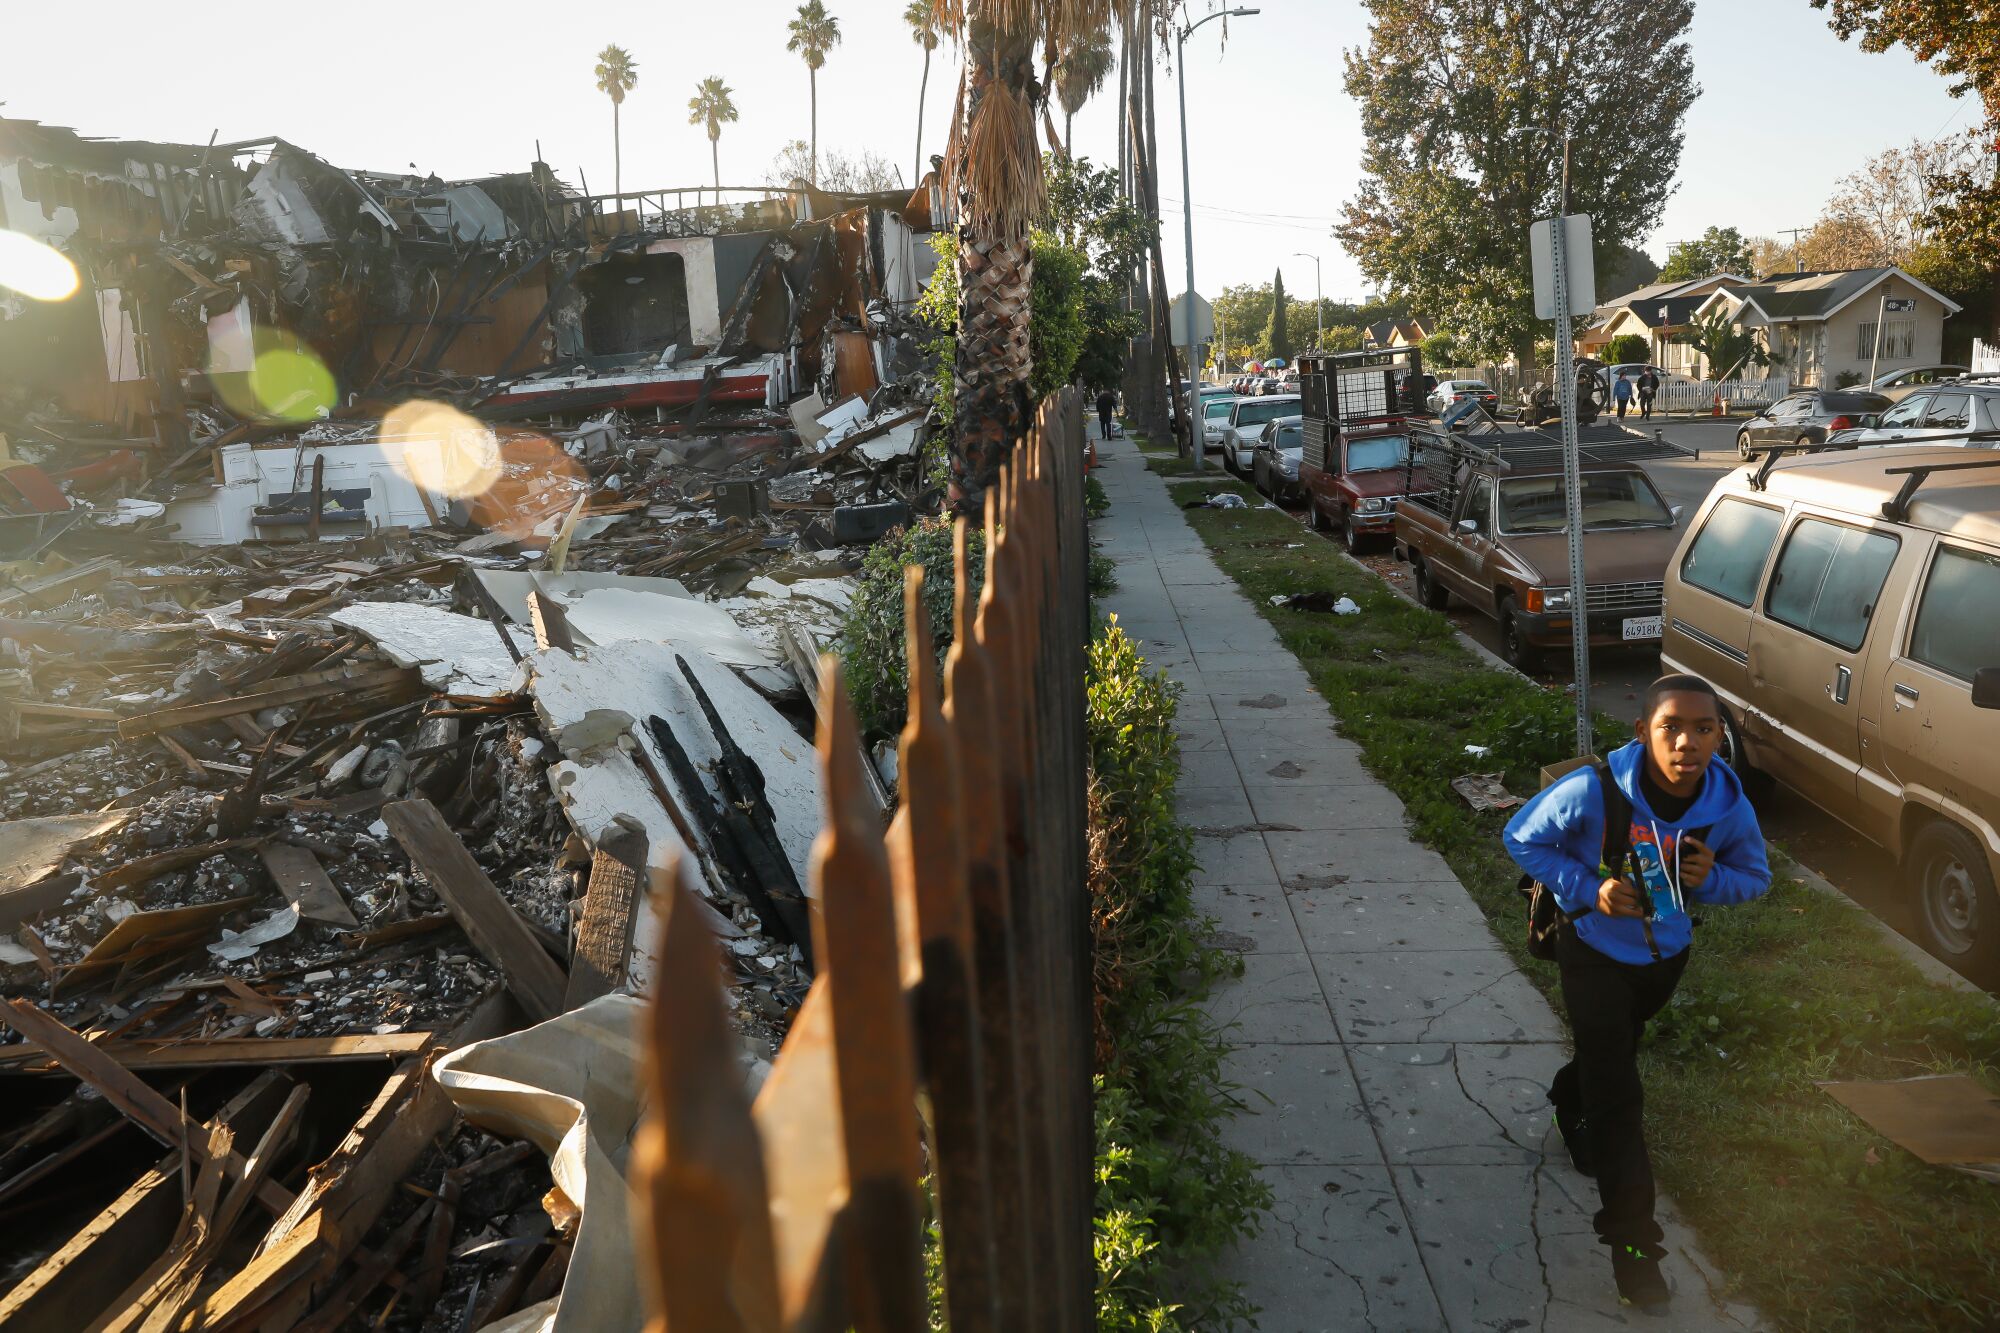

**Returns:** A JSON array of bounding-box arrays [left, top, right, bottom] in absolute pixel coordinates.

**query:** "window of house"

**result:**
[[1681, 498, 1784, 606], [1857, 319, 1916, 360], [1765, 518, 1901, 651], [1909, 545, 2000, 683]]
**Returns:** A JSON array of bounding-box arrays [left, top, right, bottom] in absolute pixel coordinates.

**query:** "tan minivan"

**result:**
[[1661, 447, 2000, 978]]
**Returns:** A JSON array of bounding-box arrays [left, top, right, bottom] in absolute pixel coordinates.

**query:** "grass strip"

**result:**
[[1153, 470, 2000, 1332]]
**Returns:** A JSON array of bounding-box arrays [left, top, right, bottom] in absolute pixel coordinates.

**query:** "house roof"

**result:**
[[1630, 295, 1708, 329], [1592, 272, 1751, 322], [1697, 267, 1965, 324]]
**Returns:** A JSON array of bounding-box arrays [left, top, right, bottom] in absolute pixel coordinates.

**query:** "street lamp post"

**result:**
[[1291, 252, 1323, 350], [1177, 6, 1258, 472]]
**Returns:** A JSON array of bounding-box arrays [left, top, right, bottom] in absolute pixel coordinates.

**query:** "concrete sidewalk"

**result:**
[[1091, 434, 1759, 1332]]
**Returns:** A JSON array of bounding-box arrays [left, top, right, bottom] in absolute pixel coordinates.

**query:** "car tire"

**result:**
[[1413, 559, 1450, 610], [1343, 516, 1370, 555], [1497, 595, 1542, 672], [1717, 707, 1772, 800], [1736, 429, 1753, 460], [1308, 502, 1332, 534], [1908, 819, 2000, 984], [1795, 433, 1816, 452]]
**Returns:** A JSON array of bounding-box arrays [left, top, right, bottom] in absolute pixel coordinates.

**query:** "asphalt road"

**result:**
[[1261, 414, 1943, 983]]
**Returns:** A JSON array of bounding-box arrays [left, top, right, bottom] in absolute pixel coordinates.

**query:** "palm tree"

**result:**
[[593, 44, 639, 200], [688, 76, 739, 191], [932, 0, 1118, 509], [904, 0, 940, 185], [786, 2, 842, 187], [1053, 31, 1115, 158]]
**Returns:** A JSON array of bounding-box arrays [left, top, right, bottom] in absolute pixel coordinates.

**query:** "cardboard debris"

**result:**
[[1450, 772, 1522, 812], [1820, 1075, 2000, 1180]]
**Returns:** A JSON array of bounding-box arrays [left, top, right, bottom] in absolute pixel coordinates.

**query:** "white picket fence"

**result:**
[[1974, 338, 2000, 374], [1435, 365, 1789, 417]]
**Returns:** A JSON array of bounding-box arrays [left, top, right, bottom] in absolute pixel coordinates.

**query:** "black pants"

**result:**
[[1639, 392, 1655, 419], [1615, 397, 1631, 418], [1098, 408, 1113, 438], [1551, 929, 1689, 1253]]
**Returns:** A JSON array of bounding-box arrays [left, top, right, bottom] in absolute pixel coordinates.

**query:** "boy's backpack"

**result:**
[[1519, 758, 1632, 961]]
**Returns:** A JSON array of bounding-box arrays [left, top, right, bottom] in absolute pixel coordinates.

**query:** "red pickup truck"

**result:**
[[1296, 348, 1437, 554]]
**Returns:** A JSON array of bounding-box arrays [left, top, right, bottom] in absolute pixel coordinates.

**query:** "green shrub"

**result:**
[[1086, 474, 1110, 520], [1087, 621, 1268, 1330], [838, 516, 985, 740]]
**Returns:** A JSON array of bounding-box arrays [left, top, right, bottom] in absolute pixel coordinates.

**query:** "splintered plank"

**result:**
[[564, 829, 646, 1009], [115, 665, 419, 740], [257, 842, 358, 927], [52, 895, 258, 998], [382, 799, 567, 1022]]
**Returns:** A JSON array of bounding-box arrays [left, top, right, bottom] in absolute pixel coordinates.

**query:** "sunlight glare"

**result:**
[[0, 230, 81, 301]]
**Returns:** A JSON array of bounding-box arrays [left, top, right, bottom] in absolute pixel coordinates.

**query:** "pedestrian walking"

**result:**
[[1613, 370, 1635, 420], [1637, 368, 1660, 420], [1095, 386, 1117, 440], [1503, 675, 1771, 1313]]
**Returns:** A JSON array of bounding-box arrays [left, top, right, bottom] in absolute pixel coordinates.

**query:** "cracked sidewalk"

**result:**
[[1091, 433, 1761, 1332]]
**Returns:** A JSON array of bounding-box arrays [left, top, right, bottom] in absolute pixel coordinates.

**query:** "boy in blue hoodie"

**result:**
[[1504, 674, 1770, 1312]]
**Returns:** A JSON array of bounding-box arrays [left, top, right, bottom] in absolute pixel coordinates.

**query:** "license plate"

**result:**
[[1622, 616, 1663, 641]]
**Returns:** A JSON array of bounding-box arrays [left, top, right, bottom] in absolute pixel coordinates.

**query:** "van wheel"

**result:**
[[1497, 596, 1542, 672], [1909, 820, 2000, 984], [1413, 559, 1450, 610], [1736, 429, 1753, 460], [1718, 709, 1772, 800]]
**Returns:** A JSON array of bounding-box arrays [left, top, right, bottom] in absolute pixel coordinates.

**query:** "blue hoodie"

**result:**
[[1503, 740, 1771, 965]]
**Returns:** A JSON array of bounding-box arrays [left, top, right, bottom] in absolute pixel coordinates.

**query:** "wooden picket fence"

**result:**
[[629, 388, 1093, 1331]]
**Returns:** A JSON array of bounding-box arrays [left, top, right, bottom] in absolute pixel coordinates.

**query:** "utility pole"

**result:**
[[1779, 226, 1808, 273]]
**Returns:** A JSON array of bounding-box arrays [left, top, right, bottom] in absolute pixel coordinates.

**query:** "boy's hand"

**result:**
[[1680, 836, 1715, 889], [1597, 877, 1646, 918]]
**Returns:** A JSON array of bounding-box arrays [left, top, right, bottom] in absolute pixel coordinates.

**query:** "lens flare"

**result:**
[[212, 327, 339, 424], [383, 400, 505, 500], [0, 230, 81, 301]]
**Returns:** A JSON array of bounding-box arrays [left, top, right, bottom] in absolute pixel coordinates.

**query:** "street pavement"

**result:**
[[1094, 434, 1761, 1331]]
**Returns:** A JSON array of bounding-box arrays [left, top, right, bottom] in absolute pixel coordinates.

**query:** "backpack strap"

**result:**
[[1592, 757, 1662, 960]]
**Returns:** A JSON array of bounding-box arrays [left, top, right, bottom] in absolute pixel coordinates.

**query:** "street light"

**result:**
[[1177, 5, 1258, 471], [1290, 252, 1323, 350]]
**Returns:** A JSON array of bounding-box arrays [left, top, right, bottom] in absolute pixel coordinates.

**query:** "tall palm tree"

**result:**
[[932, 0, 1119, 509], [1053, 31, 1115, 158], [786, 2, 842, 187], [688, 76, 739, 191], [593, 44, 639, 200], [904, 0, 941, 185]]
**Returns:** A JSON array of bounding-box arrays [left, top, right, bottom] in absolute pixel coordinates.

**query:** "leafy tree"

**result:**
[[1336, 0, 1697, 370], [1672, 308, 1770, 381], [1907, 238, 1996, 360], [1045, 155, 1145, 389], [1321, 323, 1365, 353], [1264, 269, 1294, 363], [1055, 32, 1116, 158], [1746, 234, 1794, 279], [1659, 226, 1754, 283], [593, 45, 638, 199], [1797, 213, 1893, 270], [687, 77, 738, 191], [1607, 332, 1651, 366], [1809, 133, 1985, 269], [904, 1, 940, 186], [1599, 241, 1660, 297], [786, 2, 842, 187], [928, 0, 1120, 511]]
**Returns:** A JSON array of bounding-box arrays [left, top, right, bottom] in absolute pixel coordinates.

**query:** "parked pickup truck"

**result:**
[[1391, 427, 1693, 670], [1296, 346, 1436, 554]]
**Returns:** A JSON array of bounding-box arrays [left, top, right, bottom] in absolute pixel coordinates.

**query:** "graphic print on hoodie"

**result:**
[[1503, 740, 1773, 965]]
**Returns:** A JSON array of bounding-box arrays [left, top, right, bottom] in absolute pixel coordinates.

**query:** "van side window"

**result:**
[[1680, 498, 1783, 606], [1909, 546, 2000, 682], [1765, 518, 1901, 651]]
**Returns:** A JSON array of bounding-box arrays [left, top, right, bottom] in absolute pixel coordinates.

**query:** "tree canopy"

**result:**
[[1659, 226, 1754, 283], [786, 1, 841, 71], [1336, 0, 1698, 369], [1264, 269, 1295, 362]]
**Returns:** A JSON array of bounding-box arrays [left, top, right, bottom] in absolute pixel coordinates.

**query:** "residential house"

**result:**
[[1691, 267, 1961, 388], [1577, 273, 1750, 373], [1362, 316, 1430, 351]]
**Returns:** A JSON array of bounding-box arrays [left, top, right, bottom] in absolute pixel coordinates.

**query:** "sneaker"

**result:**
[[1549, 1098, 1595, 1177], [1613, 1245, 1671, 1314]]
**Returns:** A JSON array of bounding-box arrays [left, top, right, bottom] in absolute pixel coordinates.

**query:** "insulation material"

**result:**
[[330, 603, 523, 697], [431, 995, 652, 1333]]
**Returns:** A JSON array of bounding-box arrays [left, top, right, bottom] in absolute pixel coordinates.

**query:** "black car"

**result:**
[[1734, 389, 1894, 459]]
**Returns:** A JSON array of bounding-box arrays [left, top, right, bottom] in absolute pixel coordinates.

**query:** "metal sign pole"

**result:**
[[1549, 216, 1593, 757], [1869, 290, 1887, 387]]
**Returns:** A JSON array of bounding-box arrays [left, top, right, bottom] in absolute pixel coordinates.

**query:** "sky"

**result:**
[[0, 0, 1974, 307]]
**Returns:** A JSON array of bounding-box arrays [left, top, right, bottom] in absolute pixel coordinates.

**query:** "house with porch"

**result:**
[[1577, 272, 1751, 374], [1690, 267, 1961, 387]]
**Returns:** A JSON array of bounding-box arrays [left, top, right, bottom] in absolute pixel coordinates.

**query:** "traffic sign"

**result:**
[[1530, 215, 1596, 319], [1170, 291, 1215, 346]]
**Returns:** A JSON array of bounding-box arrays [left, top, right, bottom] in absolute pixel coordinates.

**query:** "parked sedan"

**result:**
[[1221, 394, 1302, 469], [1426, 379, 1499, 415], [1869, 364, 1970, 403], [1734, 389, 1893, 458], [1251, 416, 1305, 503], [1201, 394, 1242, 452], [1825, 381, 2000, 448]]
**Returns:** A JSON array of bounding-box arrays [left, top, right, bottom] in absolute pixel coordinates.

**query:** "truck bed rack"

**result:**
[[1443, 425, 1694, 470]]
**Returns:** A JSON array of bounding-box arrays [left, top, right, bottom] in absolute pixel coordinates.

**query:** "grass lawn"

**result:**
[[1154, 470, 2000, 1332]]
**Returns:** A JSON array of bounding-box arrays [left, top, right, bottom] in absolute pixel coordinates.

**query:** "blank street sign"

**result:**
[[1530, 215, 1596, 320]]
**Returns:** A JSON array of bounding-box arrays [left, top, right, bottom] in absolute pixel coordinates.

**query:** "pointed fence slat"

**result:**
[[633, 387, 1091, 1331]]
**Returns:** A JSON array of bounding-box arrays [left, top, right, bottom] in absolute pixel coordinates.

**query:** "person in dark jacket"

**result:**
[[1096, 387, 1117, 439], [1503, 675, 1771, 1312], [1637, 368, 1660, 420]]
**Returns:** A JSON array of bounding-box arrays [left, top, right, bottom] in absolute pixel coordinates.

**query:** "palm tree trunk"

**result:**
[[612, 100, 623, 201], [948, 32, 1039, 513], [712, 136, 720, 190], [1064, 110, 1073, 158], [914, 48, 931, 186], [810, 67, 819, 186]]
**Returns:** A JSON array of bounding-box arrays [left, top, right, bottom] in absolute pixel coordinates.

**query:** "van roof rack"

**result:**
[[1880, 454, 2000, 522], [1743, 443, 1822, 492], [1445, 425, 1693, 471]]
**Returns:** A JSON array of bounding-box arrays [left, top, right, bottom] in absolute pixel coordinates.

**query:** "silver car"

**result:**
[[1825, 382, 2000, 449], [1222, 394, 1302, 470]]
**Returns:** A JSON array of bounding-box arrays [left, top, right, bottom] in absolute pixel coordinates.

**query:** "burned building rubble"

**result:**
[[0, 116, 954, 1331]]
